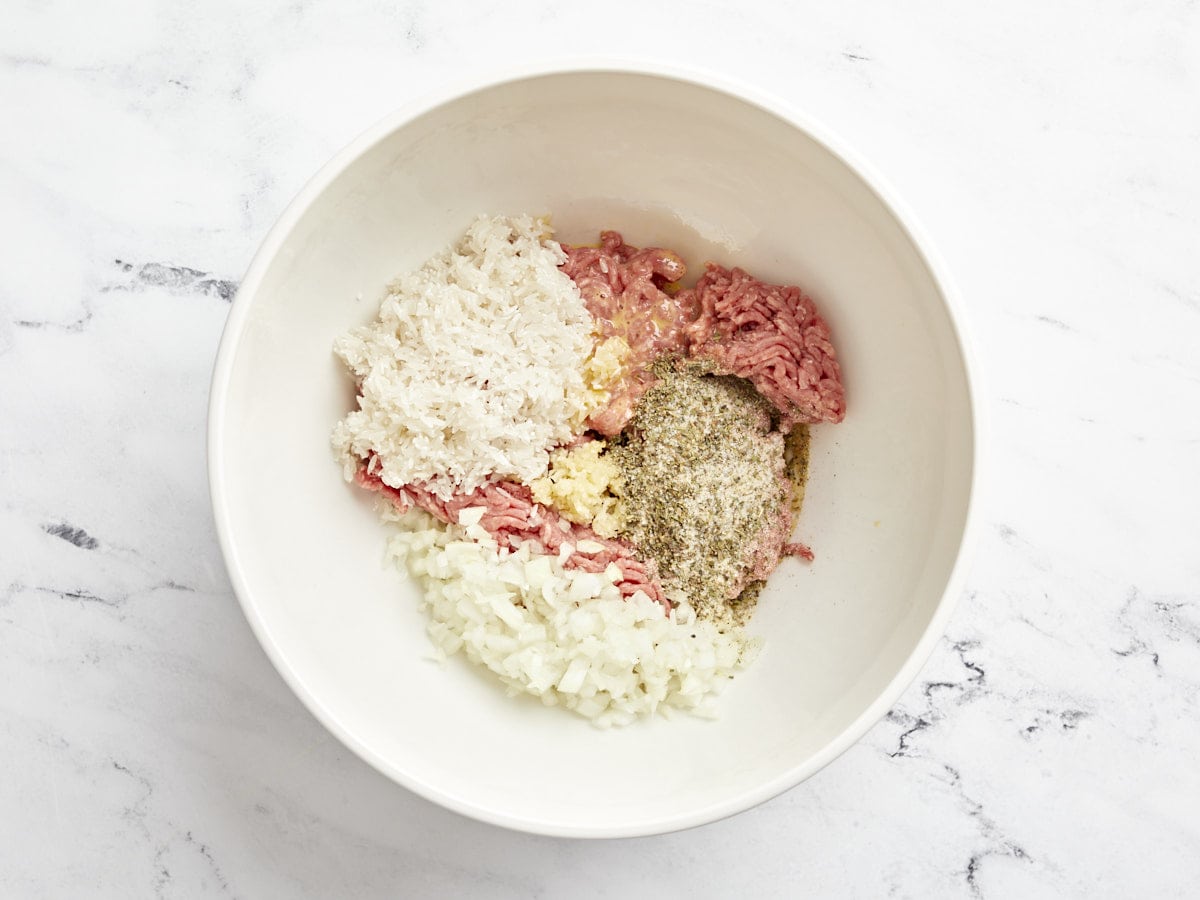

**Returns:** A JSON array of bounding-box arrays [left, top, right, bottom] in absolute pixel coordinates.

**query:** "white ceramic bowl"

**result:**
[[208, 65, 980, 837]]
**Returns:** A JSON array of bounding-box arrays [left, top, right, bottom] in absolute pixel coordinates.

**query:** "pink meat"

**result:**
[[560, 232, 694, 436], [783, 542, 815, 561], [680, 264, 845, 426], [355, 461, 669, 612], [737, 481, 815, 588]]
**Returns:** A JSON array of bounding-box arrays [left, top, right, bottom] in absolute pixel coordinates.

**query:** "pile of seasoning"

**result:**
[[608, 361, 806, 624]]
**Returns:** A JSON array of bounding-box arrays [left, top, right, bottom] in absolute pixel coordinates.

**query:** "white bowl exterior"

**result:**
[[209, 68, 978, 836]]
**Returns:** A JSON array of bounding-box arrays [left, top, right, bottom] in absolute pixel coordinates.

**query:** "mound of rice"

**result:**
[[383, 506, 754, 727], [333, 215, 598, 500]]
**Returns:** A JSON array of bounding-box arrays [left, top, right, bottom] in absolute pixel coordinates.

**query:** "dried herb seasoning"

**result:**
[[609, 362, 796, 622]]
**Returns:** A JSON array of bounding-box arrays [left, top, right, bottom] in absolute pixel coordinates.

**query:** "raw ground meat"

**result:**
[[680, 263, 845, 426], [559, 231, 694, 435], [562, 235, 846, 431]]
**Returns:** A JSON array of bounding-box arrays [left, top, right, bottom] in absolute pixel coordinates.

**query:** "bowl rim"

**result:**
[[207, 58, 985, 839]]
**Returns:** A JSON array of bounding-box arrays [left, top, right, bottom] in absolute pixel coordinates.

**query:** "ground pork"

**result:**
[[559, 231, 694, 435], [680, 263, 845, 426]]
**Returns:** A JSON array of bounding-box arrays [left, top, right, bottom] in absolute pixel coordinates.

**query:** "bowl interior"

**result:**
[[211, 70, 974, 836]]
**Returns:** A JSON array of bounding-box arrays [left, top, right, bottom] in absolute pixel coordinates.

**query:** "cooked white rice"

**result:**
[[333, 215, 596, 500], [383, 506, 754, 727]]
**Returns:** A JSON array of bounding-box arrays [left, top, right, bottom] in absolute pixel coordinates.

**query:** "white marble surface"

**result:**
[[2, 1, 1198, 896]]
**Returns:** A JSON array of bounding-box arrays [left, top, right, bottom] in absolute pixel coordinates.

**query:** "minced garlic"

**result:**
[[531, 440, 625, 537], [578, 336, 630, 418]]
